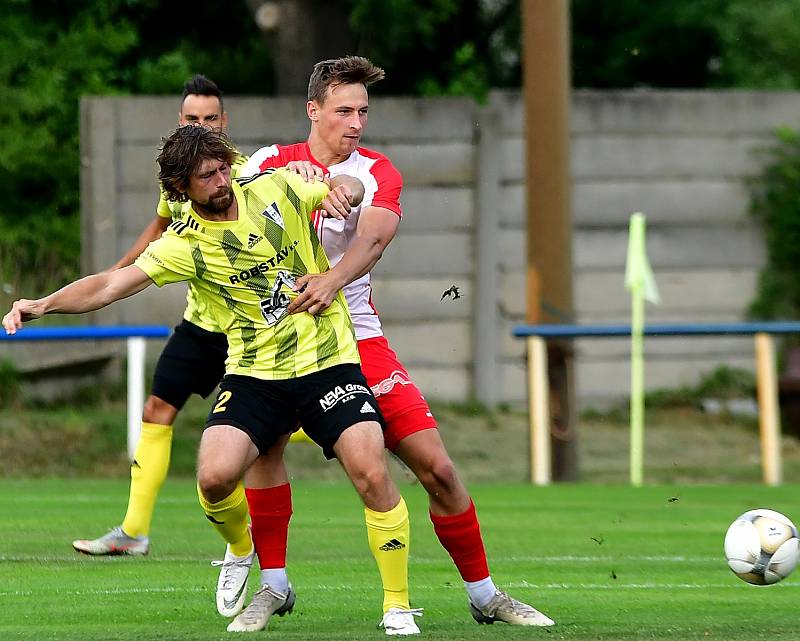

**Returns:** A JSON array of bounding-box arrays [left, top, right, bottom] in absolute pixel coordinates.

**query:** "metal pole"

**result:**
[[127, 336, 146, 461]]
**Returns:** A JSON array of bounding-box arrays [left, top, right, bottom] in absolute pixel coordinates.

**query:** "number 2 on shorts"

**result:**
[[213, 390, 233, 413]]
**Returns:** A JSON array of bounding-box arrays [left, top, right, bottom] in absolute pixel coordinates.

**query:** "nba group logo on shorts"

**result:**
[[319, 382, 371, 412], [370, 370, 412, 397]]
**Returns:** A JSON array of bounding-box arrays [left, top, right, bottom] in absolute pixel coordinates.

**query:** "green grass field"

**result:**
[[3, 479, 800, 640]]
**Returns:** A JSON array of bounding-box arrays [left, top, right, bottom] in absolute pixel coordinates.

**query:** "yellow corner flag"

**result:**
[[624, 212, 659, 487], [624, 213, 661, 304]]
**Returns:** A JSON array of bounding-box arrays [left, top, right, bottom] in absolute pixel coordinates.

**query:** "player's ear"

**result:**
[[220, 111, 229, 130], [307, 100, 319, 122]]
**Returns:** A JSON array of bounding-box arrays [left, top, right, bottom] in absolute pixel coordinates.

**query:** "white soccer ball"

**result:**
[[724, 508, 800, 585]]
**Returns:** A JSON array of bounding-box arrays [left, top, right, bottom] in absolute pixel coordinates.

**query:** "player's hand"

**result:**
[[286, 161, 324, 182], [288, 273, 342, 315], [2, 299, 42, 334], [319, 184, 354, 220]]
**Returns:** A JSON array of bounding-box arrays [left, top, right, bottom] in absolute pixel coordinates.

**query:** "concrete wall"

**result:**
[[77, 90, 800, 407]]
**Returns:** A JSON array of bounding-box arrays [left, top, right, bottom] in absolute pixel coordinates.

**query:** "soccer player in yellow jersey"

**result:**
[[73, 75, 249, 557], [2, 126, 414, 635]]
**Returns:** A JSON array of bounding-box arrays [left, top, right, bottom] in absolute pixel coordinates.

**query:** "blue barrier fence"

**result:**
[[0, 325, 170, 341], [512, 321, 800, 486], [2, 325, 171, 458]]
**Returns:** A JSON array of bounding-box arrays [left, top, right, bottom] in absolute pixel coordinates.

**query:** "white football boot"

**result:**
[[469, 590, 554, 626], [378, 607, 423, 635], [226, 583, 296, 632], [211, 544, 255, 617], [72, 527, 149, 556]]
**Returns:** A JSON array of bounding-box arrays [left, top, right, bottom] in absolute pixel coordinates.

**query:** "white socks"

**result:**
[[465, 576, 498, 608], [261, 568, 289, 594]]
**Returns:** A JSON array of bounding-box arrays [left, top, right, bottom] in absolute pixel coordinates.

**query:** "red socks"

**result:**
[[246, 483, 292, 569], [430, 500, 490, 582]]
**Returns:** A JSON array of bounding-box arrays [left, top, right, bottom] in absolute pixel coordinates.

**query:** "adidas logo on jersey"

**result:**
[[360, 402, 376, 414], [379, 538, 406, 552], [247, 233, 262, 249]]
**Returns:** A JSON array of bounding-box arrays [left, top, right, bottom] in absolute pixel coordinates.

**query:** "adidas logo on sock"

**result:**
[[360, 402, 375, 414], [247, 233, 262, 249], [379, 538, 406, 552]]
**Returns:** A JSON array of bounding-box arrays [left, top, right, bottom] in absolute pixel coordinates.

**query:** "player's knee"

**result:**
[[197, 468, 237, 503], [143, 395, 178, 424], [418, 455, 461, 495], [349, 464, 389, 499]]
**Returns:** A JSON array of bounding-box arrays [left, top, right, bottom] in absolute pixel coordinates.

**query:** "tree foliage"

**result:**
[[0, 0, 271, 293], [747, 128, 800, 320], [6, 0, 800, 298]]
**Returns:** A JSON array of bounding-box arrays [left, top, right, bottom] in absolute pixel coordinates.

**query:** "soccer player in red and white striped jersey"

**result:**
[[233, 56, 554, 634]]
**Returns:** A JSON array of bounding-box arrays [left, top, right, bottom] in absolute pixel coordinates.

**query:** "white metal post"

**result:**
[[127, 336, 146, 461]]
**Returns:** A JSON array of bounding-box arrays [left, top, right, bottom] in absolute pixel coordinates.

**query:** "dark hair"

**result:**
[[182, 74, 224, 110], [307, 56, 384, 103], [157, 126, 237, 203]]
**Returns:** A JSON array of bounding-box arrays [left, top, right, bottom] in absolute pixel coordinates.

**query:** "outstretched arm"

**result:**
[[3, 265, 153, 334], [288, 205, 399, 315]]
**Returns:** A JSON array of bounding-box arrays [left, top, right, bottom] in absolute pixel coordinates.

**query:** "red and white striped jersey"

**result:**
[[242, 142, 403, 340]]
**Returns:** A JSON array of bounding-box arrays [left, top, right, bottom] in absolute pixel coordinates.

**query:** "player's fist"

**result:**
[[2, 299, 42, 334], [319, 185, 354, 220]]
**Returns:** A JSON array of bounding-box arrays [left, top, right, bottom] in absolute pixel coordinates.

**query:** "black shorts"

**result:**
[[151, 320, 228, 410], [205, 364, 386, 459]]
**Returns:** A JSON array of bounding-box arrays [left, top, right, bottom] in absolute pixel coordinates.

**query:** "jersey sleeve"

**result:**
[[134, 232, 195, 287], [365, 157, 403, 217], [240, 145, 282, 177], [279, 168, 330, 214], [156, 190, 172, 219]]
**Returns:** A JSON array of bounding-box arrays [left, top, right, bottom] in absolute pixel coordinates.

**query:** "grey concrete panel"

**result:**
[[361, 97, 477, 142], [571, 90, 800, 135], [375, 232, 473, 277], [572, 179, 751, 226], [379, 142, 475, 185], [574, 268, 759, 315], [571, 135, 769, 180], [226, 97, 315, 143], [502, 268, 759, 318], [381, 321, 471, 366], [497, 184, 525, 225], [80, 99, 119, 278], [400, 187, 474, 231], [495, 133, 768, 182], [571, 226, 765, 270], [118, 144, 160, 191], [118, 190, 161, 238], [403, 364, 469, 401], [502, 180, 753, 227], [368, 277, 472, 322], [114, 284, 190, 326]]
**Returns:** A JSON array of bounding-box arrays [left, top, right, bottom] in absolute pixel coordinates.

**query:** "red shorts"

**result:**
[[358, 336, 437, 451]]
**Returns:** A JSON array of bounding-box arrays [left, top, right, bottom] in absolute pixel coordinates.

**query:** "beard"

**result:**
[[203, 187, 234, 213]]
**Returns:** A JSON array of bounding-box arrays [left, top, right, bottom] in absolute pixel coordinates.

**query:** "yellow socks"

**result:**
[[365, 497, 411, 612], [121, 422, 172, 538], [197, 482, 252, 557]]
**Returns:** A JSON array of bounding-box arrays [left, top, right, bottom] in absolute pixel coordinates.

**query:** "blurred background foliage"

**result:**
[[3, 0, 800, 297]]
